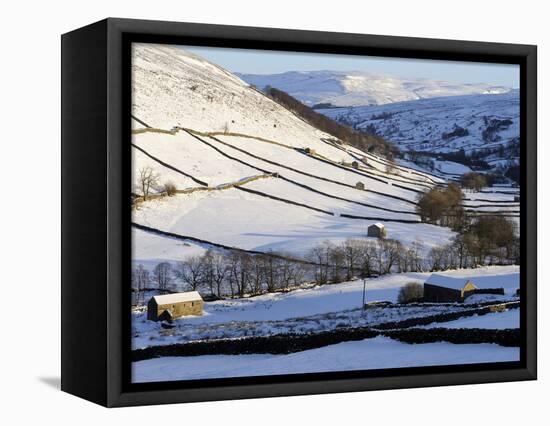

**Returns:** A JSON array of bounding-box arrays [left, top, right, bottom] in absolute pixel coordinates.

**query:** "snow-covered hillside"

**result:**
[[238, 70, 511, 107], [131, 44, 519, 267], [131, 129, 454, 260], [133, 44, 332, 146], [321, 91, 520, 172]]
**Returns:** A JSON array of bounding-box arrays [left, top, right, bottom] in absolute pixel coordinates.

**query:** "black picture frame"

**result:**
[[61, 17, 537, 407]]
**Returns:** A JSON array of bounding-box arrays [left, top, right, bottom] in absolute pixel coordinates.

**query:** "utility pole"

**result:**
[[362, 278, 367, 311]]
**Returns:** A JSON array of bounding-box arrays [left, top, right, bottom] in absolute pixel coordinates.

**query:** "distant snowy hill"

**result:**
[[238, 70, 511, 107], [319, 90, 519, 173]]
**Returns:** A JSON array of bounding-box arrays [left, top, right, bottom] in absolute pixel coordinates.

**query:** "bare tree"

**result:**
[[259, 252, 281, 293], [329, 245, 345, 283], [177, 256, 205, 291], [377, 239, 403, 274], [211, 252, 229, 297], [278, 255, 308, 290], [247, 255, 263, 295], [306, 240, 333, 285], [357, 240, 378, 277], [341, 239, 362, 280], [278, 259, 293, 290], [132, 264, 150, 305], [202, 250, 228, 297], [409, 240, 425, 272], [153, 262, 172, 291], [227, 252, 252, 297], [138, 167, 160, 201]]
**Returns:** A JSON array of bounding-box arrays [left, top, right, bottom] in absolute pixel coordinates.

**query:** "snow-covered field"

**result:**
[[132, 186, 455, 258], [132, 266, 520, 381], [132, 227, 208, 265], [133, 336, 519, 382], [132, 266, 519, 349], [421, 308, 519, 330]]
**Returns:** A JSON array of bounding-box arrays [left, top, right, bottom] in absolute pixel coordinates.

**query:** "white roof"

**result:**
[[424, 274, 476, 290], [152, 291, 202, 305], [370, 223, 385, 228]]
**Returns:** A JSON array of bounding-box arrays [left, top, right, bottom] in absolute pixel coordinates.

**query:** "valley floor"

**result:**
[[132, 266, 520, 382], [132, 336, 519, 383]]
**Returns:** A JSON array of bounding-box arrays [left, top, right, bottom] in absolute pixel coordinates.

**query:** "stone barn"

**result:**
[[355, 181, 365, 190], [367, 223, 386, 238], [147, 291, 204, 321], [423, 274, 504, 303], [304, 147, 316, 155], [351, 161, 359, 169]]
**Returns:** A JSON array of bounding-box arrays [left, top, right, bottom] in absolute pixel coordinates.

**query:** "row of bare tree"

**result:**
[[305, 238, 425, 284], [131, 238, 426, 300], [132, 225, 519, 303], [132, 249, 309, 300]]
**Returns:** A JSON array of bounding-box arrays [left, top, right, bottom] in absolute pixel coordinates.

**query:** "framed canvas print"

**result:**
[[61, 18, 537, 407]]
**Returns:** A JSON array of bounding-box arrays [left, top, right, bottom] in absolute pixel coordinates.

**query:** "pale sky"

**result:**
[[184, 45, 519, 88]]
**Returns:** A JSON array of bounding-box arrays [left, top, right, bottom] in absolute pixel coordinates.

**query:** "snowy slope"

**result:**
[[320, 91, 520, 170], [133, 44, 334, 147], [131, 45, 516, 268], [131, 44, 459, 262], [132, 187, 454, 257], [238, 70, 511, 107]]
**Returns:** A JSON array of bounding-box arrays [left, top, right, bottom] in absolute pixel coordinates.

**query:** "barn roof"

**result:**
[[369, 223, 385, 229], [424, 274, 476, 290], [152, 291, 203, 305]]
